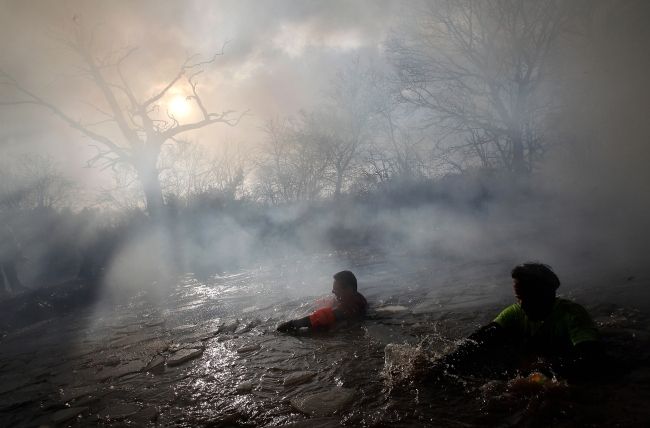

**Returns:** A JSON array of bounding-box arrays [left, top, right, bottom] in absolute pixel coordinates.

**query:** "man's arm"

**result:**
[[442, 322, 507, 366], [467, 322, 508, 345], [418, 322, 509, 382], [276, 316, 311, 332], [277, 307, 345, 333]]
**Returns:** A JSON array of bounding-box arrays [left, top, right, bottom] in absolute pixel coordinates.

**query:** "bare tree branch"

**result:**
[[1, 32, 244, 214]]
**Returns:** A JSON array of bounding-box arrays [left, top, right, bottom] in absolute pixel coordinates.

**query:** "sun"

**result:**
[[168, 95, 191, 118]]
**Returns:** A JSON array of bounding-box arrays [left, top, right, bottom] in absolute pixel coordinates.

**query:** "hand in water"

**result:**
[[276, 320, 298, 333], [521, 357, 554, 378]]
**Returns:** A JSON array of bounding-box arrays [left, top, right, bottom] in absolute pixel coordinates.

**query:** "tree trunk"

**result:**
[[510, 131, 527, 175], [334, 169, 343, 198], [135, 153, 164, 218]]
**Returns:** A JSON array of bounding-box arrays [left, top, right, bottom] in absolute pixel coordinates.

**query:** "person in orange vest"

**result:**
[[277, 270, 368, 332]]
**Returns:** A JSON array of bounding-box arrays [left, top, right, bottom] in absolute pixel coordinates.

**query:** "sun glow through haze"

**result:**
[[168, 95, 191, 118]]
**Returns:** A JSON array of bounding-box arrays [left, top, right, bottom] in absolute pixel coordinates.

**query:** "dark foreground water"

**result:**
[[1, 252, 650, 427]]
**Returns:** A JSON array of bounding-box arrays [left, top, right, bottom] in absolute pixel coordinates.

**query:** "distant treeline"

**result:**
[[1, 167, 530, 291]]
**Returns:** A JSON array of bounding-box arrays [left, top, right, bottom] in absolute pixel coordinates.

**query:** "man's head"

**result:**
[[511, 262, 560, 320], [332, 270, 357, 301]]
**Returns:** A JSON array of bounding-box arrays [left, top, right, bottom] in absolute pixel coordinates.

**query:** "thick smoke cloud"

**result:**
[[538, 0, 650, 269], [0, 0, 398, 189], [0, 0, 649, 309]]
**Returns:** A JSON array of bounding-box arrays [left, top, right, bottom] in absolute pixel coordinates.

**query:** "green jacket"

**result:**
[[494, 298, 598, 354]]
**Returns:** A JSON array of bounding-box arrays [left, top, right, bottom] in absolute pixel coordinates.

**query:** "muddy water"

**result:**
[[1, 253, 650, 427]]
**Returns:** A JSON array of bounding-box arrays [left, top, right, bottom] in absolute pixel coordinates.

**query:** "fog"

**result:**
[[0, 0, 647, 300], [1, 1, 650, 424]]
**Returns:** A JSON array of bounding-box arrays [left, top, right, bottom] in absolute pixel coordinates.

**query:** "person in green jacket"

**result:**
[[434, 262, 602, 381]]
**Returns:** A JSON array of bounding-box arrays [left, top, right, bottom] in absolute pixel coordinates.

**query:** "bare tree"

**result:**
[[211, 142, 248, 199], [255, 116, 330, 204], [365, 71, 432, 182], [0, 159, 33, 212], [17, 154, 76, 210], [256, 59, 416, 201], [95, 164, 144, 212], [322, 58, 379, 197], [0, 21, 245, 217], [255, 117, 298, 204], [0, 154, 75, 211], [388, 0, 582, 174], [160, 139, 247, 204]]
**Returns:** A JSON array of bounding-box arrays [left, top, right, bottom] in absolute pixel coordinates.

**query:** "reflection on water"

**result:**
[[0, 253, 650, 426]]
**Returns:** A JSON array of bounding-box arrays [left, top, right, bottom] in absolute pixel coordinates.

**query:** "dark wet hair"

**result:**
[[511, 262, 560, 295], [333, 270, 357, 291]]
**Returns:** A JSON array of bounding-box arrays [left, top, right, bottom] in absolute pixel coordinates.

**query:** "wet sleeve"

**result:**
[[566, 304, 599, 345], [493, 304, 521, 331], [309, 307, 337, 329], [467, 322, 506, 346]]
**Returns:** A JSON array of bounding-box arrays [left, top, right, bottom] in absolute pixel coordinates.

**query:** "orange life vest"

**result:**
[[308, 292, 368, 329]]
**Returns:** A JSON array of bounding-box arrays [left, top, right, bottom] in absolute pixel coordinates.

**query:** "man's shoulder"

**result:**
[[337, 292, 368, 318], [499, 302, 523, 314], [346, 291, 366, 306], [493, 302, 524, 327], [554, 298, 591, 316], [554, 298, 598, 344], [354, 292, 368, 312]]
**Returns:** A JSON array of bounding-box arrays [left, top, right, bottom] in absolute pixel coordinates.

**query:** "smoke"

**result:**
[[0, 0, 649, 319], [537, 0, 650, 269]]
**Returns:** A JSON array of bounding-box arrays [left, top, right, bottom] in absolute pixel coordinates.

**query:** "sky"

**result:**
[[0, 0, 403, 193]]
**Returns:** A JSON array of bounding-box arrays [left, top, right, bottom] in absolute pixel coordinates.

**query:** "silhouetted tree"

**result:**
[[322, 58, 378, 197], [0, 154, 75, 211], [160, 139, 247, 204], [255, 116, 330, 204], [388, 0, 583, 174], [0, 21, 245, 217]]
